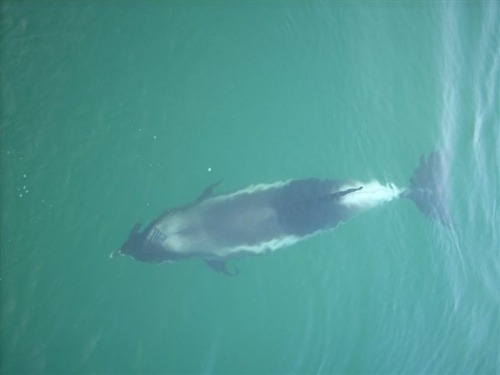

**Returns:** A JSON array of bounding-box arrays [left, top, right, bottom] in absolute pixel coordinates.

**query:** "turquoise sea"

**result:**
[[1, 1, 499, 374]]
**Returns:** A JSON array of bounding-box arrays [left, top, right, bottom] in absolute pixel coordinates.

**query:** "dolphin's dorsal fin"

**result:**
[[330, 186, 363, 199], [196, 179, 223, 203], [204, 259, 239, 276]]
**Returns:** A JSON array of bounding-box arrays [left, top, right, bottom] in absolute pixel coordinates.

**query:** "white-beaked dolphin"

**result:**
[[112, 152, 451, 275]]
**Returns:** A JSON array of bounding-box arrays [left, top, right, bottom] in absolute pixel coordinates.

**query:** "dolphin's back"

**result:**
[[146, 178, 350, 260], [275, 178, 345, 236]]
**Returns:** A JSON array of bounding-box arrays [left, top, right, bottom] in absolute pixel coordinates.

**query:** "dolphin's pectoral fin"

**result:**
[[204, 259, 240, 276], [129, 223, 141, 239], [196, 179, 223, 203]]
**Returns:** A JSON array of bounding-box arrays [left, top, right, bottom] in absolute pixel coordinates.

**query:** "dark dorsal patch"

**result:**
[[276, 179, 362, 236], [284, 185, 363, 212]]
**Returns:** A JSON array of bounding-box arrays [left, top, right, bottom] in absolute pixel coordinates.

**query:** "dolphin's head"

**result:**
[[111, 222, 143, 259], [111, 222, 171, 263]]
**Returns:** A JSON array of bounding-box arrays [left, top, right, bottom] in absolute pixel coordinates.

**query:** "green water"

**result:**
[[1, 1, 499, 374]]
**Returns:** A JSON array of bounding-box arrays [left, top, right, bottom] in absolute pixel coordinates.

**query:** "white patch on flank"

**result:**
[[213, 234, 302, 258], [208, 180, 291, 203], [339, 180, 403, 210]]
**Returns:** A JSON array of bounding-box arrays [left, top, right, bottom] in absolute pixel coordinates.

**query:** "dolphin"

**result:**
[[112, 152, 451, 274]]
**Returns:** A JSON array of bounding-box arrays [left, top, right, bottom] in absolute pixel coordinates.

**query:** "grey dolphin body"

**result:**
[[113, 152, 450, 274]]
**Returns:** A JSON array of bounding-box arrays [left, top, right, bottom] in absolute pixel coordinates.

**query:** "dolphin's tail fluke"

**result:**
[[403, 151, 452, 226]]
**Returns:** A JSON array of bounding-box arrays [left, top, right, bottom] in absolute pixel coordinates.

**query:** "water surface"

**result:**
[[1, 1, 499, 374]]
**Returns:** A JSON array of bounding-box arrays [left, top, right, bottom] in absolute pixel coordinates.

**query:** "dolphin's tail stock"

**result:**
[[403, 151, 452, 226]]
